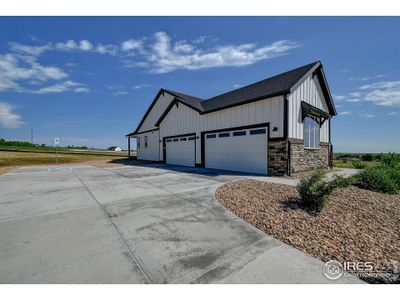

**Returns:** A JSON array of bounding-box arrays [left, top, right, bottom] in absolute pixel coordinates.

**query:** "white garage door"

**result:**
[[205, 127, 268, 174], [165, 135, 196, 167]]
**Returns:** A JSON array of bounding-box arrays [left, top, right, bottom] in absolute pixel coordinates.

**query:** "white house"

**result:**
[[108, 146, 122, 152], [126, 61, 336, 176]]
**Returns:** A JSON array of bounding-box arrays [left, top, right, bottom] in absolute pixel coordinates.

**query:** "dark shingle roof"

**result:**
[[202, 61, 319, 112], [163, 62, 320, 113], [163, 89, 205, 112]]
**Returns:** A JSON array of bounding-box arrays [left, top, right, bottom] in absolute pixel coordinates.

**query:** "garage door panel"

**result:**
[[205, 128, 268, 175], [166, 136, 195, 167]]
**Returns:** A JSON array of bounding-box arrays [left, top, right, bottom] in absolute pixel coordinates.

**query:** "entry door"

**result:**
[[165, 135, 196, 167], [204, 127, 268, 174]]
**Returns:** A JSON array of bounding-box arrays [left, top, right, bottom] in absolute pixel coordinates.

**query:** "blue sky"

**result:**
[[0, 17, 399, 152]]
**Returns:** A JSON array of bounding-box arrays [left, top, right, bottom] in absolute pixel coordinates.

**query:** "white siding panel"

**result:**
[[160, 96, 284, 164], [138, 93, 174, 133], [136, 131, 160, 161], [288, 75, 330, 143]]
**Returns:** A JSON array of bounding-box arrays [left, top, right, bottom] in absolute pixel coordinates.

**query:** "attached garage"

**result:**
[[204, 127, 268, 175], [127, 61, 337, 176], [165, 135, 196, 167]]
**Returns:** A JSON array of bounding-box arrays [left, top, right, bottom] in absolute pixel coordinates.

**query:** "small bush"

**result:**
[[380, 152, 400, 169], [355, 166, 399, 194], [297, 171, 331, 211], [329, 174, 354, 189], [361, 153, 374, 161], [297, 172, 355, 211], [352, 160, 367, 169]]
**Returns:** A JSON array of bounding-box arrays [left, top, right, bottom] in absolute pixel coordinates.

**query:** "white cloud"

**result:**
[[0, 102, 23, 128], [0, 53, 68, 92], [333, 94, 346, 101], [233, 84, 242, 88], [388, 112, 399, 116], [79, 40, 93, 51], [339, 111, 351, 115], [55, 40, 117, 55], [121, 39, 143, 53], [9, 42, 52, 56], [56, 40, 78, 51], [132, 84, 151, 90], [349, 74, 386, 81], [123, 32, 300, 73], [359, 80, 400, 107], [33, 80, 90, 94], [349, 92, 362, 97], [346, 98, 361, 102], [358, 112, 375, 118], [95, 44, 118, 56], [113, 91, 128, 95]]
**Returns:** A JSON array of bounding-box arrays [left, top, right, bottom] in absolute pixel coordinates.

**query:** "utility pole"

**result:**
[[31, 128, 33, 144]]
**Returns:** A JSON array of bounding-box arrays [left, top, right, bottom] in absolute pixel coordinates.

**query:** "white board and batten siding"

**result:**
[[288, 75, 330, 143], [159, 95, 284, 164], [135, 92, 174, 161]]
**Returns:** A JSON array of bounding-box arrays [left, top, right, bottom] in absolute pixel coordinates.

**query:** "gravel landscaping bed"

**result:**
[[215, 180, 400, 283]]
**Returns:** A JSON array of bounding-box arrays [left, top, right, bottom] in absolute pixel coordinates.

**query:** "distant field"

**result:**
[[0, 146, 135, 157], [0, 150, 136, 171], [333, 160, 381, 169]]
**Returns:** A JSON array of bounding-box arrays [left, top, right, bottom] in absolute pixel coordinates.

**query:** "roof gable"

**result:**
[[127, 61, 336, 136]]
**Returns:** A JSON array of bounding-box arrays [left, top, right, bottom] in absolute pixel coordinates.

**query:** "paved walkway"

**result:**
[[0, 164, 361, 283]]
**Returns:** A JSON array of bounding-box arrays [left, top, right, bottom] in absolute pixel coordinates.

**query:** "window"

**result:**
[[137, 137, 140, 149], [188, 136, 196, 141], [173, 138, 179, 142], [180, 137, 187, 141], [233, 131, 246, 136], [144, 136, 148, 148], [304, 115, 320, 148], [250, 128, 266, 135], [206, 134, 216, 139], [218, 132, 230, 138], [166, 139, 172, 143]]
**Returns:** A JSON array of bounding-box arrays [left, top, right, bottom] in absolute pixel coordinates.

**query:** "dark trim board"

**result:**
[[202, 93, 286, 115], [162, 132, 196, 165], [132, 128, 160, 136], [200, 122, 271, 167]]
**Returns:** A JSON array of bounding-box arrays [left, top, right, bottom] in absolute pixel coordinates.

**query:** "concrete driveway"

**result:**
[[0, 164, 360, 283]]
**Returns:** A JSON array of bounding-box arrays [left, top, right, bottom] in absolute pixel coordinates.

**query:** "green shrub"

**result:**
[[355, 166, 399, 194], [361, 153, 374, 161], [351, 160, 367, 169], [380, 152, 400, 169], [297, 171, 353, 211], [297, 171, 331, 211], [329, 174, 354, 189]]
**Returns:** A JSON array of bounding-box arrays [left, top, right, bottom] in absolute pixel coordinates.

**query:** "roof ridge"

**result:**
[[204, 61, 320, 103]]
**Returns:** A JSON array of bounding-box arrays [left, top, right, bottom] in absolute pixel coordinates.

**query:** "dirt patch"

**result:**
[[86, 158, 160, 168], [0, 166, 18, 175], [215, 180, 400, 283]]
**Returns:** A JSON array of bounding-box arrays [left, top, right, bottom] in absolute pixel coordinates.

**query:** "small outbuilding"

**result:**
[[108, 146, 122, 152], [126, 61, 336, 176]]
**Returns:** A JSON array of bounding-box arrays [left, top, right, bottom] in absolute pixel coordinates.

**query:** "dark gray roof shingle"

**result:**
[[164, 61, 320, 113], [202, 61, 319, 111]]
